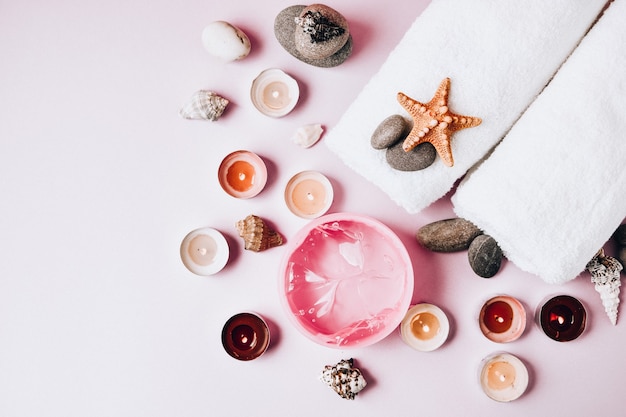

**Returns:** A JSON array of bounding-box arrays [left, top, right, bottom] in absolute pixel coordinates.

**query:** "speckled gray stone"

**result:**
[[614, 224, 626, 246], [274, 5, 352, 68], [371, 115, 408, 149], [386, 141, 436, 171], [417, 218, 482, 252], [294, 4, 350, 60], [468, 235, 503, 278]]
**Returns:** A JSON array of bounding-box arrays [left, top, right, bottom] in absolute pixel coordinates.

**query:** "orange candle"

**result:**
[[400, 303, 450, 351], [284, 171, 333, 218], [218, 150, 267, 198]]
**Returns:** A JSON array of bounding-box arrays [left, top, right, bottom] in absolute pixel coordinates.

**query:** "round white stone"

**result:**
[[201, 21, 251, 61]]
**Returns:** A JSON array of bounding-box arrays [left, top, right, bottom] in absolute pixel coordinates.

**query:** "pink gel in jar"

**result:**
[[278, 213, 414, 348]]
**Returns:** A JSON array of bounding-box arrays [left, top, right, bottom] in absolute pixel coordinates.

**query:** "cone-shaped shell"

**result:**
[[179, 90, 229, 121], [586, 248, 623, 325], [235, 214, 283, 252]]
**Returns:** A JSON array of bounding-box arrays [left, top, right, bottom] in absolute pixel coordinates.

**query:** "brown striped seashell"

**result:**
[[235, 214, 284, 252], [179, 90, 229, 121]]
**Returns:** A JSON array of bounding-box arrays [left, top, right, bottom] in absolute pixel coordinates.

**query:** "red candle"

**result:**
[[479, 295, 526, 343]]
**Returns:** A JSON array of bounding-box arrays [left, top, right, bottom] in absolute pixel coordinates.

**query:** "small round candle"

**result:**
[[284, 171, 334, 219], [221, 312, 270, 361], [250, 68, 299, 117], [538, 295, 586, 342], [479, 352, 529, 402], [180, 227, 229, 275], [479, 295, 526, 343], [218, 150, 267, 199], [400, 303, 450, 351]]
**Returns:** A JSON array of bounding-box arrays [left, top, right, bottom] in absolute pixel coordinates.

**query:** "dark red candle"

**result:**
[[221, 312, 270, 360], [538, 295, 586, 342], [479, 295, 526, 343]]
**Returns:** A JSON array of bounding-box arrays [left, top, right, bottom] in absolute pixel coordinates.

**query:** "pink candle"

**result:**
[[479, 352, 529, 402], [400, 303, 450, 351], [284, 171, 334, 218], [250, 68, 299, 118]]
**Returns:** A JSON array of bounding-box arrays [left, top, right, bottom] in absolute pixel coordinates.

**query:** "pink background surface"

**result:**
[[1, 1, 624, 416]]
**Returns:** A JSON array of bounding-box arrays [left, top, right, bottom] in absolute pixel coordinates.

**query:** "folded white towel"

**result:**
[[325, 0, 607, 214], [452, 0, 626, 284]]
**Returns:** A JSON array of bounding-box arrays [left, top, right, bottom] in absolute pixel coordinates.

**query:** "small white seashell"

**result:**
[[319, 358, 367, 400], [201, 21, 251, 61], [179, 90, 229, 122], [292, 123, 324, 148]]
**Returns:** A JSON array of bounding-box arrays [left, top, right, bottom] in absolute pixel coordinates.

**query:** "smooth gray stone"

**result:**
[[371, 115, 408, 149], [468, 234, 503, 278], [294, 4, 350, 60], [614, 223, 626, 246], [386, 141, 436, 171], [274, 5, 352, 68], [417, 218, 482, 252]]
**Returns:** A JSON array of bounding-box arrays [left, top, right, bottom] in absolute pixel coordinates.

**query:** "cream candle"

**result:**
[[400, 303, 450, 351], [180, 227, 229, 275], [479, 295, 526, 343], [537, 295, 586, 342], [218, 150, 267, 199], [221, 312, 270, 361], [284, 171, 334, 219], [479, 352, 529, 402], [250, 68, 299, 117]]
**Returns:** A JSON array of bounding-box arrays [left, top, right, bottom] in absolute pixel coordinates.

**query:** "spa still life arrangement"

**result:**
[[177, 1, 626, 403]]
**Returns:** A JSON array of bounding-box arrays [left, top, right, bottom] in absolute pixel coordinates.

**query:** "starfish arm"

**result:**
[[426, 77, 450, 109], [427, 129, 454, 167], [448, 112, 482, 132]]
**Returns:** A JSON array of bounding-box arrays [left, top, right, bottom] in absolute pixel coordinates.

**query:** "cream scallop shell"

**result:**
[[179, 90, 229, 121]]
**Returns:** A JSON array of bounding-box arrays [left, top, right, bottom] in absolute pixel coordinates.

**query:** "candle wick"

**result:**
[[306, 192, 314, 201], [423, 324, 430, 333], [198, 248, 207, 256], [239, 173, 246, 181]]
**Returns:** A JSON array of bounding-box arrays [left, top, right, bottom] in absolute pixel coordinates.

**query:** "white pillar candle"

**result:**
[[180, 227, 229, 275], [251, 68, 299, 117]]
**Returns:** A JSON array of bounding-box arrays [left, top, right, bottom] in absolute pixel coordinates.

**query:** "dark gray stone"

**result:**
[[371, 115, 408, 149], [468, 234, 503, 278], [274, 5, 352, 68], [386, 141, 436, 171], [619, 246, 626, 270], [417, 218, 482, 252], [614, 224, 626, 246]]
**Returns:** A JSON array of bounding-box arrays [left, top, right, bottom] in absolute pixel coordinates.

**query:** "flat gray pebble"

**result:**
[[614, 224, 626, 246], [417, 218, 482, 252], [619, 246, 626, 269], [274, 5, 352, 68], [371, 115, 408, 149], [468, 235, 503, 278], [386, 141, 436, 171]]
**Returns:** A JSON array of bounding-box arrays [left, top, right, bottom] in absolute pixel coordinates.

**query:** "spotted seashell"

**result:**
[[235, 214, 283, 252], [179, 90, 229, 121], [320, 358, 367, 400], [292, 123, 323, 148], [586, 248, 623, 325]]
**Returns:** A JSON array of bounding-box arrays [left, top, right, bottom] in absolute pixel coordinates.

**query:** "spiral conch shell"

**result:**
[[179, 90, 229, 121], [586, 248, 623, 325], [320, 358, 367, 400], [235, 214, 283, 252]]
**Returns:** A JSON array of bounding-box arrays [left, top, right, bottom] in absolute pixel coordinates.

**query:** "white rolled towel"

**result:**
[[325, 0, 608, 214], [452, 0, 626, 284]]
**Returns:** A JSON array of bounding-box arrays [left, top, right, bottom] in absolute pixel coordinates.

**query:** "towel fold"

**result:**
[[452, 0, 626, 284], [325, 0, 607, 214]]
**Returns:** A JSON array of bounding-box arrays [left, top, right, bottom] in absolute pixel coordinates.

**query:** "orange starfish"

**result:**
[[397, 78, 481, 167]]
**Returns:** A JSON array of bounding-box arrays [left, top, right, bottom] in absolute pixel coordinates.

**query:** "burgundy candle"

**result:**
[[538, 295, 586, 342], [221, 312, 270, 360]]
